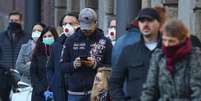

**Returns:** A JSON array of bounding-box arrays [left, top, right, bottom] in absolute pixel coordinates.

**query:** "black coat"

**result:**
[[0, 30, 29, 100], [109, 37, 161, 101], [0, 30, 30, 70], [30, 55, 48, 101], [47, 34, 67, 101]]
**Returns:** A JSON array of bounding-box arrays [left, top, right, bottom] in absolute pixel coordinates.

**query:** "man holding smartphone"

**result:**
[[61, 8, 112, 101]]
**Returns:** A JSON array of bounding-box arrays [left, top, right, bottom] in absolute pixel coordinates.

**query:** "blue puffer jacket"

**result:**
[[61, 28, 112, 92]]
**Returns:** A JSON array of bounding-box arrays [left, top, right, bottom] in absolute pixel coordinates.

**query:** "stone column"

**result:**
[[98, 0, 115, 34], [142, 0, 151, 8], [116, 0, 141, 37], [24, 0, 41, 34], [80, 0, 86, 10], [66, 0, 80, 14], [192, 0, 201, 40], [54, 0, 66, 26], [178, 0, 193, 34], [41, 0, 55, 27]]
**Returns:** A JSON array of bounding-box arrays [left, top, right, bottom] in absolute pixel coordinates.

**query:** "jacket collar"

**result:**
[[139, 32, 162, 52]]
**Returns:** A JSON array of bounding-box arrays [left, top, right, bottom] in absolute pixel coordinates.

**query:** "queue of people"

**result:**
[[0, 5, 201, 101]]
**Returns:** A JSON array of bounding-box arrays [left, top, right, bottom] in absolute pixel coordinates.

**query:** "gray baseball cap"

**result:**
[[79, 8, 97, 30]]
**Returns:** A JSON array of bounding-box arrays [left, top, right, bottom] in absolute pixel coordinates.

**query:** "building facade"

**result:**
[[0, 0, 200, 40]]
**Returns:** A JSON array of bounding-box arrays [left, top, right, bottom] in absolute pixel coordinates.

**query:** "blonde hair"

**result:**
[[91, 67, 111, 101]]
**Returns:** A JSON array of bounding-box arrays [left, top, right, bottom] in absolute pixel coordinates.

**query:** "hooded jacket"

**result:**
[[61, 28, 112, 92]]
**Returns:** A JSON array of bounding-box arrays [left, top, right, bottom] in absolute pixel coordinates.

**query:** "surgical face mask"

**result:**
[[107, 27, 116, 41], [42, 37, 55, 45], [32, 31, 41, 41], [62, 24, 75, 37]]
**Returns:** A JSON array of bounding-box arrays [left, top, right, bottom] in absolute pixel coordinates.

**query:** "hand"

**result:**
[[81, 57, 96, 68], [73, 57, 81, 69]]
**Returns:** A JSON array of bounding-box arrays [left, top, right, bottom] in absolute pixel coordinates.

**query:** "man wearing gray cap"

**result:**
[[61, 8, 112, 101]]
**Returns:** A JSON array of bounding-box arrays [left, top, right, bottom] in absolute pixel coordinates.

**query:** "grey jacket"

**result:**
[[141, 47, 201, 101], [16, 40, 35, 84]]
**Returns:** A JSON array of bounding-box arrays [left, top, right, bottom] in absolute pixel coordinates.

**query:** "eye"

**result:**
[[47, 35, 53, 37], [62, 23, 67, 26], [68, 23, 73, 25]]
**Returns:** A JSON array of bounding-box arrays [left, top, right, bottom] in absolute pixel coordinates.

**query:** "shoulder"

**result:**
[[120, 43, 139, 56], [63, 33, 78, 45], [21, 40, 32, 48], [0, 31, 7, 37], [190, 47, 201, 59]]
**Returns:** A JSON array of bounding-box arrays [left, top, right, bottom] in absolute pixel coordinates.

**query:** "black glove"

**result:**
[[9, 69, 20, 90]]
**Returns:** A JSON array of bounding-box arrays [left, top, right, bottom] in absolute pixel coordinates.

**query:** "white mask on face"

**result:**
[[107, 27, 116, 41], [32, 31, 41, 41], [62, 24, 75, 37]]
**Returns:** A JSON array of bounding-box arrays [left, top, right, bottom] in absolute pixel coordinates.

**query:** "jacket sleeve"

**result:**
[[46, 45, 55, 89], [141, 51, 160, 101], [16, 45, 30, 76], [61, 40, 75, 74], [109, 48, 128, 101], [190, 48, 201, 101], [96, 39, 113, 68]]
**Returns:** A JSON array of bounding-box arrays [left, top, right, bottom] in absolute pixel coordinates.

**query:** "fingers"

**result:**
[[73, 57, 81, 69], [73, 56, 97, 69]]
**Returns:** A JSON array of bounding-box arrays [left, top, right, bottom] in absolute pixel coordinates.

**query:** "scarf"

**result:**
[[162, 38, 192, 74]]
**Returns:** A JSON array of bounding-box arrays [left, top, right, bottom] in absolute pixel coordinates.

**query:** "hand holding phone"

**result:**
[[81, 56, 96, 68]]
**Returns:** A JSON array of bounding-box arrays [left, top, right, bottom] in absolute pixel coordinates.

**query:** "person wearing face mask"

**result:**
[[106, 19, 116, 45], [46, 13, 79, 101], [30, 27, 58, 101], [61, 8, 112, 101], [0, 11, 30, 101], [16, 23, 46, 85], [141, 19, 201, 101]]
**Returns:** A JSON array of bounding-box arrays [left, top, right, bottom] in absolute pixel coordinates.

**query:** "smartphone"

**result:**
[[80, 56, 88, 61]]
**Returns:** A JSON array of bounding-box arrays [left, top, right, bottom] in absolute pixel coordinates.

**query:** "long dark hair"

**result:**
[[32, 26, 58, 57], [32, 22, 46, 31]]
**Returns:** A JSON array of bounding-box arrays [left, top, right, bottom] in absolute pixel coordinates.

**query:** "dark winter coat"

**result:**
[[0, 30, 29, 88], [30, 55, 48, 101], [141, 48, 201, 101], [62, 28, 112, 92], [109, 36, 161, 101], [47, 34, 67, 101]]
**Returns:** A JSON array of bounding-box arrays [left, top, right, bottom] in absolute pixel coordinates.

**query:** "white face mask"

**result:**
[[107, 27, 116, 41], [32, 31, 41, 41], [62, 24, 75, 37]]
